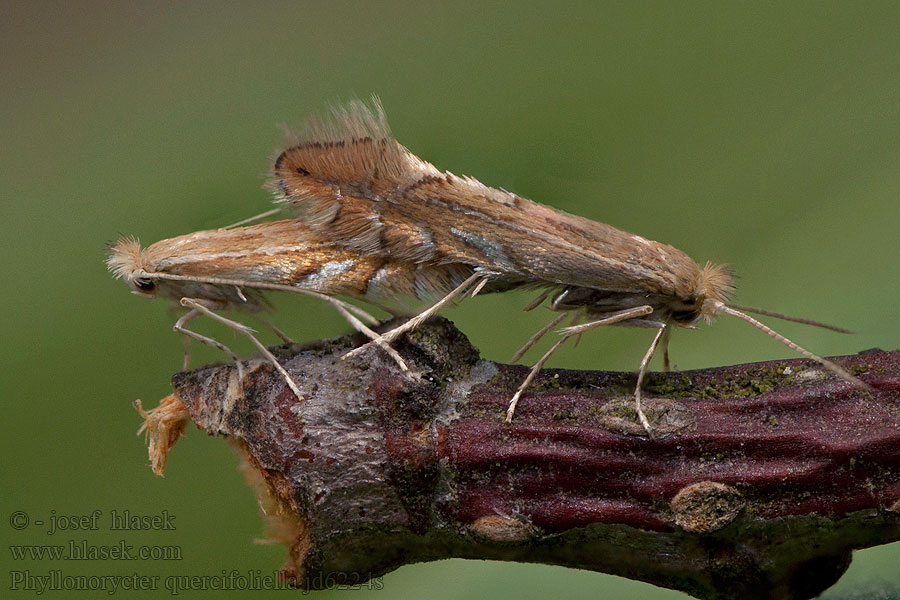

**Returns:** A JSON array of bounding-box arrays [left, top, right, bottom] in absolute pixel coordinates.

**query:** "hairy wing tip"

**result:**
[[271, 97, 434, 202], [299, 96, 392, 145]]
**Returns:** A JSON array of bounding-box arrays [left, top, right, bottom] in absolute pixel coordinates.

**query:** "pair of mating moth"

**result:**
[[107, 99, 865, 433]]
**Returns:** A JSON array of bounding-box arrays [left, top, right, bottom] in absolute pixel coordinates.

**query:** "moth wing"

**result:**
[[272, 100, 698, 297], [272, 98, 440, 262]]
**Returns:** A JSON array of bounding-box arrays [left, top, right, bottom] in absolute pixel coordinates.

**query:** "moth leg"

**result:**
[[634, 325, 667, 437], [182, 333, 192, 370], [572, 332, 584, 349], [278, 286, 410, 369], [219, 208, 281, 230], [328, 301, 410, 371], [521, 288, 553, 312], [306, 291, 381, 326], [278, 285, 381, 326], [660, 325, 672, 372], [255, 315, 295, 344], [173, 306, 246, 383], [469, 277, 490, 298], [341, 272, 485, 364], [506, 305, 654, 423], [505, 335, 570, 423], [510, 312, 568, 363], [178, 298, 304, 401], [177, 309, 200, 369]]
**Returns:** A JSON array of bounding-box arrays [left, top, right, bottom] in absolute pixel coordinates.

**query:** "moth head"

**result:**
[[671, 262, 735, 325], [106, 237, 159, 298]]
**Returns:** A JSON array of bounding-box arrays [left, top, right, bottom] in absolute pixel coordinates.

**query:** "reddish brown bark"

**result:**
[[140, 317, 900, 600]]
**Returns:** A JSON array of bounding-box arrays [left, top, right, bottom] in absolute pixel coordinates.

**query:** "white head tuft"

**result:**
[[106, 237, 159, 296], [106, 237, 144, 280]]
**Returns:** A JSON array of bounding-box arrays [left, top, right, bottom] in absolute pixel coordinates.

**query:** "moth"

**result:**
[[106, 218, 480, 394], [271, 98, 867, 432]]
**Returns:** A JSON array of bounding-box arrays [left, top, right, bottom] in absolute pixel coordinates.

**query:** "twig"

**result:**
[[138, 317, 900, 600]]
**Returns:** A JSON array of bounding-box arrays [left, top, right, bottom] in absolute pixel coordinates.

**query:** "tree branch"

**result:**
[[138, 317, 900, 600]]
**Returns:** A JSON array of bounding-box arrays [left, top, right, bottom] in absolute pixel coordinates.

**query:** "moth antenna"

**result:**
[[728, 303, 854, 334], [709, 301, 870, 391]]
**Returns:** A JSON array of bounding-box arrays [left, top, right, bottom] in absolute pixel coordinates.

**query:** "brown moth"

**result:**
[[107, 218, 478, 395], [271, 99, 867, 433]]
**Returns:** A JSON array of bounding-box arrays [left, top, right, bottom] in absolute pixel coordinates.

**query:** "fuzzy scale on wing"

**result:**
[[273, 101, 708, 303]]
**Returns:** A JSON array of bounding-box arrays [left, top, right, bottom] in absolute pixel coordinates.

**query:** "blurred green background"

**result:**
[[3, 2, 899, 598]]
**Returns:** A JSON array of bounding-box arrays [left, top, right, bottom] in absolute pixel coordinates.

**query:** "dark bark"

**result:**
[[139, 317, 900, 600]]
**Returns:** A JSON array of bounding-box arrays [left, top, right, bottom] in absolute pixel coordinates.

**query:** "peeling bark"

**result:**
[[138, 317, 900, 600]]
